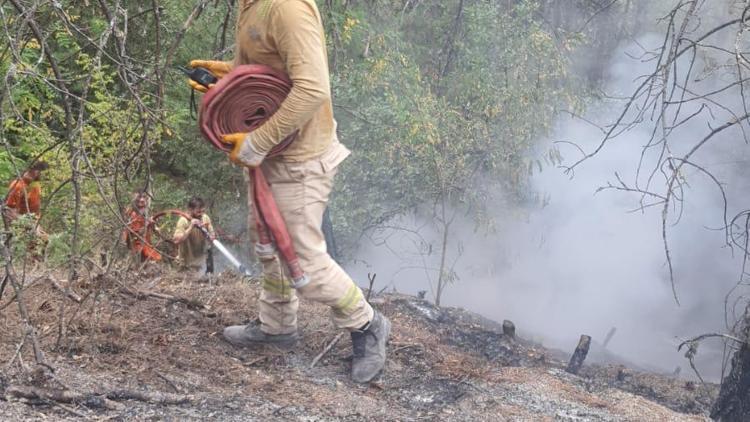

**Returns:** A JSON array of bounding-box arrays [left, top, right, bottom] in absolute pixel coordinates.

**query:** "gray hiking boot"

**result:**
[[350, 311, 391, 383], [223, 321, 299, 348]]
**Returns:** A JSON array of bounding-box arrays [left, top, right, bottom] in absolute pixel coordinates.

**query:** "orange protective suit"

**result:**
[[5, 178, 41, 217], [123, 209, 162, 262]]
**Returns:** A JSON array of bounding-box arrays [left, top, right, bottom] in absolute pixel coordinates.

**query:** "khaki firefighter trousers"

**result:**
[[246, 141, 374, 335]]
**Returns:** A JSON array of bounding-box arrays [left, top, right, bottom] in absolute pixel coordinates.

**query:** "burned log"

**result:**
[[5, 385, 123, 410], [566, 334, 591, 375], [711, 307, 750, 421], [602, 327, 617, 349], [5, 385, 193, 410], [502, 320, 516, 339]]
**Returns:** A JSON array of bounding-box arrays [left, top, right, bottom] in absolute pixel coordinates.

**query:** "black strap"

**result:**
[[189, 89, 198, 120], [206, 248, 214, 274]]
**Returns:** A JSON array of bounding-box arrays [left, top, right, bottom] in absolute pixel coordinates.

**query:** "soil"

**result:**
[[0, 267, 717, 420]]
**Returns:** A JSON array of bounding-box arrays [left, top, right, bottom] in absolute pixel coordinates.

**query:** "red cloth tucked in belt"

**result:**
[[199, 64, 304, 282]]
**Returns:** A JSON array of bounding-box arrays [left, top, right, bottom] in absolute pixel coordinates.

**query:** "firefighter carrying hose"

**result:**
[[187, 0, 390, 383]]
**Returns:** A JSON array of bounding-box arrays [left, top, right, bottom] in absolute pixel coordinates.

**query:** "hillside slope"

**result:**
[[0, 268, 716, 420]]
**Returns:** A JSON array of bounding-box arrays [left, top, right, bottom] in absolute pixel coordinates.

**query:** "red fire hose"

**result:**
[[153, 209, 191, 221], [198, 64, 306, 286]]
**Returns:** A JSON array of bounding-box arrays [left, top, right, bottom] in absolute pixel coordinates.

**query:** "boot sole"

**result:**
[[223, 331, 299, 349], [226, 338, 298, 352]]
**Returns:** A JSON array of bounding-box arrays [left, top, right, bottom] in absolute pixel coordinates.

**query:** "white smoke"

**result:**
[[347, 28, 750, 381]]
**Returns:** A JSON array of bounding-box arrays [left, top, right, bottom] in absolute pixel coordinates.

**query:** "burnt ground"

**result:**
[[0, 267, 717, 420]]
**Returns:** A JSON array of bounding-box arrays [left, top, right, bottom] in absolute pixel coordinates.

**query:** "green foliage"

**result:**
[[1, 0, 590, 269], [8, 214, 40, 263], [0, 2, 243, 269], [45, 231, 72, 267], [325, 0, 583, 255]]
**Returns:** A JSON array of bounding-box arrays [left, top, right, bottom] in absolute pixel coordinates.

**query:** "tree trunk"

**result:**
[[566, 335, 591, 375], [435, 219, 450, 307], [712, 306, 750, 421]]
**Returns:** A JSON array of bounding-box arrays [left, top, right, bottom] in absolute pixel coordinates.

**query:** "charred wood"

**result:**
[[566, 334, 591, 375], [603, 327, 617, 349], [502, 320, 516, 339], [711, 308, 750, 421], [5, 385, 193, 410]]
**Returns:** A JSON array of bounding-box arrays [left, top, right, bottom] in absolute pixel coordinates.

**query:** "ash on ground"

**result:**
[[0, 268, 715, 421]]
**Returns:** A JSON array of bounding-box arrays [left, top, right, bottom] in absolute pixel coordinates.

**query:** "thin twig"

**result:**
[[310, 332, 345, 369], [366, 272, 376, 302]]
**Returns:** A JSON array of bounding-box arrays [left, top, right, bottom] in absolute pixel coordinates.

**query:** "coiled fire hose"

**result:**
[[152, 209, 250, 275], [198, 64, 308, 288]]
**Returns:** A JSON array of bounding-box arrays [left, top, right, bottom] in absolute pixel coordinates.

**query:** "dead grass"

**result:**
[[0, 268, 716, 420]]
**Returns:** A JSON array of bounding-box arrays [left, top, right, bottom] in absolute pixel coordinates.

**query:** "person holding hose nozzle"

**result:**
[[172, 196, 215, 275], [187, 0, 390, 383]]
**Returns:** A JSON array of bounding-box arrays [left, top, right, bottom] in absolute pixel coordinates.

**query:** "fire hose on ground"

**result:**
[[196, 64, 308, 288]]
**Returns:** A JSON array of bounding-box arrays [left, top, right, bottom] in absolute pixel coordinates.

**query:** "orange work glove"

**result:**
[[187, 60, 232, 93], [221, 132, 267, 168]]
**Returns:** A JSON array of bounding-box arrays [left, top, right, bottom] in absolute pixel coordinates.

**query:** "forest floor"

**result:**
[[0, 266, 717, 421]]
